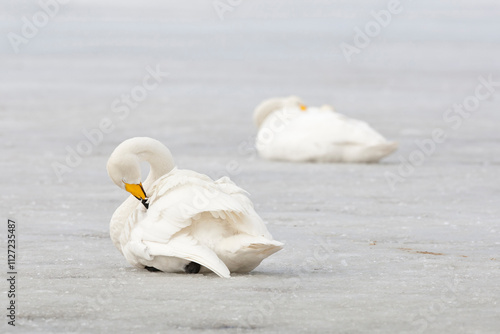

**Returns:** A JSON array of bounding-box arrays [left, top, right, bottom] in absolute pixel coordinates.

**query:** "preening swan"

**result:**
[[254, 96, 398, 163], [106, 137, 283, 278]]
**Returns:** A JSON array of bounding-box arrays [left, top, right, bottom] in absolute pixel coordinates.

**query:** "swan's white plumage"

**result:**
[[254, 96, 398, 163], [107, 137, 283, 278]]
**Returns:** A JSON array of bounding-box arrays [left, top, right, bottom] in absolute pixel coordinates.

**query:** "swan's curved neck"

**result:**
[[108, 138, 176, 193], [108, 137, 176, 250], [134, 145, 175, 191], [254, 99, 285, 127]]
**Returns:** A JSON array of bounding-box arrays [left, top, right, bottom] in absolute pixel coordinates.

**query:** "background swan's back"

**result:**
[[256, 108, 397, 163]]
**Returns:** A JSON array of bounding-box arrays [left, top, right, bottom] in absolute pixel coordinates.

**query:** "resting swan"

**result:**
[[106, 137, 283, 278], [254, 96, 398, 163]]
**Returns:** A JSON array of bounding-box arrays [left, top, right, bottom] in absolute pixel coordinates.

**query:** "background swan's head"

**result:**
[[107, 137, 175, 200], [253, 96, 306, 128]]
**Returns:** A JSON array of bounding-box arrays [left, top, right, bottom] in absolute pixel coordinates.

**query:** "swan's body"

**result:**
[[107, 137, 283, 278], [254, 96, 398, 163]]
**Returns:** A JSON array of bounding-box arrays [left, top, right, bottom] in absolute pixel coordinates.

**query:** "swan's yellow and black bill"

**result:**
[[124, 182, 147, 200], [300, 104, 307, 111]]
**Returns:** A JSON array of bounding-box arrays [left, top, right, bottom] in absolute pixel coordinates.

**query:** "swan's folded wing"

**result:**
[[138, 169, 268, 242], [144, 235, 231, 278], [214, 176, 249, 196], [148, 168, 213, 201], [213, 176, 275, 238]]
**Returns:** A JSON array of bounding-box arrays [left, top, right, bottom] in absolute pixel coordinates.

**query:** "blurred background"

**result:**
[[2, 0, 499, 170], [1, 0, 499, 333]]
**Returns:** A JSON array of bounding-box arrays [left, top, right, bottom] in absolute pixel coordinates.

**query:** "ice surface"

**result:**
[[1, 0, 499, 333]]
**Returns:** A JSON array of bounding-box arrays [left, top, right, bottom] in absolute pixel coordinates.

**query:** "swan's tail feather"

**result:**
[[364, 141, 398, 162], [244, 242, 283, 257], [230, 242, 283, 273], [216, 235, 284, 273]]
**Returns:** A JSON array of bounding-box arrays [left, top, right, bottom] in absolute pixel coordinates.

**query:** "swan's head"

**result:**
[[107, 137, 175, 204], [253, 96, 307, 127], [107, 150, 146, 200]]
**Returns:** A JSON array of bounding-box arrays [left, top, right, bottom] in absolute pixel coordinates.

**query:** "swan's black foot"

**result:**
[[144, 266, 161, 272], [184, 262, 201, 274]]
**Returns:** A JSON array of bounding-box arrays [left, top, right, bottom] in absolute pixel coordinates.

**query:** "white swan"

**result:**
[[253, 96, 398, 163], [106, 137, 283, 278]]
